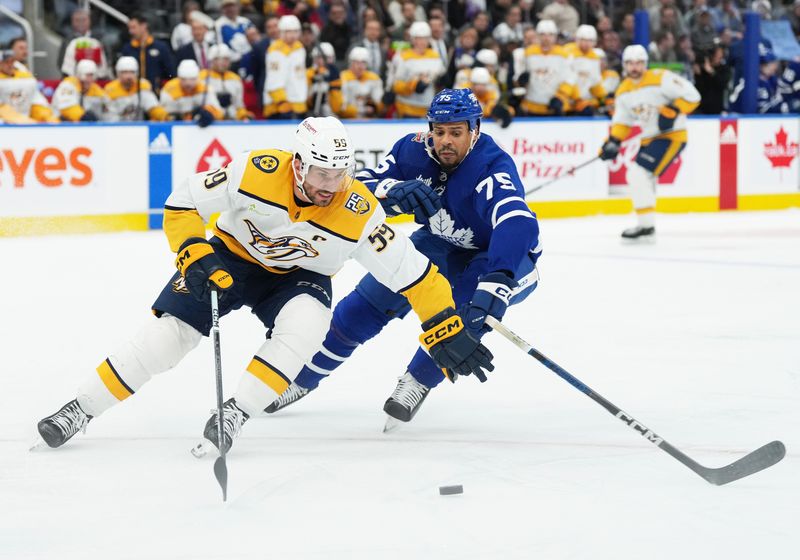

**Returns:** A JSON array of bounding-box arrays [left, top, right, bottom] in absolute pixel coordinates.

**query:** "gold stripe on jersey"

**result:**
[[615, 69, 664, 97], [523, 44, 569, 58], [673, 97, 700, 115], [268, 39, 304, 56], [164, 206, 207, 252], [400, 261, 455, 323], [104, 78, 154, 99], [610, 123, 632, 140], [97, 358, 134, 401], [246, 355, 291, 394], [213, 224, 299, 274]]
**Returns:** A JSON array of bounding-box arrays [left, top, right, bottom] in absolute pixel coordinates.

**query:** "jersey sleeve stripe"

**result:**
[[307, 220, 359, 243], [495, 210, 535, 228], [164, 204, 195, 212], [491, 196, 528, 227], [397, 259, 432, 294]]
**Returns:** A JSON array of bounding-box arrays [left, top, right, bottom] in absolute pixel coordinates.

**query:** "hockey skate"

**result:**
[[621, 225, 655, 243], [191, 398, 249, 458], [33, 399, 92, 450], [263, 383, 310, 414], [383, 371, 431, 433]]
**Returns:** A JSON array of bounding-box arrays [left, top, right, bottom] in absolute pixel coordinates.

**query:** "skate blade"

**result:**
[[29, 438, 50, 452], [191, 440, 214, 459], [383, 415, 403, 434], [621, 236, 656, 245]]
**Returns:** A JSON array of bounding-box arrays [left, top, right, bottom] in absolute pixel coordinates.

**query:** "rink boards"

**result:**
[[0, 116, 798, 236]]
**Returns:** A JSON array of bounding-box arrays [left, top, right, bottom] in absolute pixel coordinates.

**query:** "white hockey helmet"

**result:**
[[278, 15, 301, 32], [348, 46, 369, 63], [575, 24, 597, 42], [115, 56, 138, 74], [293, 116, 356, 193], [312, 42, 335, 61], [593, 47, 607, 59], [177, 59, 200, 79], [208, 43, 233, 61], [475, 48, 498, 67], [622, 44, 648, 63], [470, 66, 491, 85], [409, 21, 432, 38], [536, 19, 558, 35], [75, 59, 98, 79]]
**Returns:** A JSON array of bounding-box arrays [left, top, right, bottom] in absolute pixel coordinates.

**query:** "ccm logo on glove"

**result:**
[[420, 315, 463, 348]]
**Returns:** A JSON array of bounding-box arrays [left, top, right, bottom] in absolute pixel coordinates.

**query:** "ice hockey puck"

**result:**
[[438, 485, 463, 495]]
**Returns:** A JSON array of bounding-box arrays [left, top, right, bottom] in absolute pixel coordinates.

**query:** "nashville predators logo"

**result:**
[[171, 276, 190, 294], [344, 192, 371, 215], [244, 219, 319, 261], [252, 154, 279, 173]]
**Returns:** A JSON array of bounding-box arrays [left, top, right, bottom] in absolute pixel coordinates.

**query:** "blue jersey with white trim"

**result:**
[[358, 132, 541, 274]]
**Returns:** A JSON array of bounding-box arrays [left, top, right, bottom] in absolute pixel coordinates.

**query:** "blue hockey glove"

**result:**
[[376, 179, 442, 221], [193, 107, 215, 128], [175, 238, 233, 302], [599, 137, 621, 161], [460, 272, 517, 338], [658, 104, 679, 132], [420, 308, 494, 382], [548, 96, 564, 116]]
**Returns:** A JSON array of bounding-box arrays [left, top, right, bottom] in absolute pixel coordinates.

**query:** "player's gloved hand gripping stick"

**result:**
[[419, 308, 494, 382], [374, 178, 442, 221], [175, 237, 233, 302], [460, 271, 517, 339]]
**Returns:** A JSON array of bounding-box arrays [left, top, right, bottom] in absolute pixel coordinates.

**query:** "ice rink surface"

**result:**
[[2, 210, 798, 560]]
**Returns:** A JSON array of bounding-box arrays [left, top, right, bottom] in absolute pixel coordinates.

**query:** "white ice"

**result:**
[[2, 210, 799, 560]]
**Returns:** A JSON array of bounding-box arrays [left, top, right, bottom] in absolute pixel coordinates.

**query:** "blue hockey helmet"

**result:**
[[426, 88, 482, 131]]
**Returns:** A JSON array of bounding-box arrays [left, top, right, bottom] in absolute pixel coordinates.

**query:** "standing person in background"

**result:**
[[0, 47, 59, 124], [120, 14, 175, 93], [565, 25, 608, 115], [60, 10, 112, 79], [540, 0, 580, 38], [171, 1, 204, 51], [337, 47, 384, 118], [251, 15, 280, 114], [9, 37, 29, 72], [57, 8, 91, 73], [175, 11, 215, 69], [201, 44, 254, 121], [105, 56, 169, 122], [307, 43, 341, 117], [429, 16, 450, 67], [518, 20, 575, 116], [51, 59, 108, 122], [599, 45, 700, 241], [263, 15, 307, 119], [215, 0, 255, 65], [693, 45, 730, 114], [392, 21, 446, 118], [351, 19, 388, 80], [160, 60, 224, 127], [320, 1, 353, 67]]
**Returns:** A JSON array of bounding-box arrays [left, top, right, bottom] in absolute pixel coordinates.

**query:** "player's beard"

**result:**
[[300, 183, 337, 207]]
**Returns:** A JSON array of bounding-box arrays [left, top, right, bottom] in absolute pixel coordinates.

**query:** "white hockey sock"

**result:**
[[628, 163, 657, 227], [77, 314, 202, 417], [234, 295, 330, 417]]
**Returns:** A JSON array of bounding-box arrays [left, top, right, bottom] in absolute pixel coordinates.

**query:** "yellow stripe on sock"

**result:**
[[246, 356, 290, 394], [635, 207, 655, 214], [96, 359, 134, 401]]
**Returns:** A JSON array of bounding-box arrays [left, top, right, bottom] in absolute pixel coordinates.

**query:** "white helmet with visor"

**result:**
[[293, 116, 356, 197]]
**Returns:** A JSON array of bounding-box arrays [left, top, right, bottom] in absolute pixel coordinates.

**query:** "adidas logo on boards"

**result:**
[[149, 132, 172, 154], [719, 124, 737, 145]]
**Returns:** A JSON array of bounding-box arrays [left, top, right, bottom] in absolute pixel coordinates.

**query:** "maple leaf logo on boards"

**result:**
[[763, 126, 799, 170], [428, 209, 477, 249], [196, 139, 232, 172]]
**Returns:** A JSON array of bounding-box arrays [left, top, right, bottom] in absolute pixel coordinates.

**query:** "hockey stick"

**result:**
[[485, 317, 786, 485], [525, 155, 601, 196], [210, 287, 228, 501]]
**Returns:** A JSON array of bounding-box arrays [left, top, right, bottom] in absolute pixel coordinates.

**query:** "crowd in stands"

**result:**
[[1, 0, 800, 126]]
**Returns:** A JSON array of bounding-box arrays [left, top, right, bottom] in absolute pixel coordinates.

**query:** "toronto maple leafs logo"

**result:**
[[428, 209, 477, 249]]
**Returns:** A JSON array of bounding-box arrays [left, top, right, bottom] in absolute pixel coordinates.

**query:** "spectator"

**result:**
[[171, 1, 203, 51], [391, 0, 421, 41], [784, 0, 800, 39], [51, 59, 107, 122], [392, 21, 445, 117], [320, 2, 353, 65], [540, 0, 580, 39], [300, 23, 317, 67], [518, 20, 574, 116], [567, 25, 608, 115], [649, 30, 677, 63], [0, 47, 58, 124], [61, 14, 112, 79], [683, 0, 709, 29], [657, 5, 688, 40], [778, 60, 800, 111], [120, 14, 175, 92], [275, 0, 324, 33], [472, 11, 492, 45], [351, 19, 389, 79], [251, 15, 279, 105], [175, 12, 215, 69], [427, 5, 452, 40], [493, 4, 525, 45], [676, 34, 695, 72], [10, 37, 28, 71], [600, 31, 623, 72], [694, 45, 730, 114], [585, 0, 606, 28], [691, 7, 717, 52], [215, 0, 255, 63], [307, 43, 341, 117], [161, 59, 224, 126], [337, 46, 384, 118], [750, 0, 774, 20], [490, 0, 514, 27], [729, 45, 788, 113], [444, 25, 478, 87], [429, 17, 450, 65], [263, 15, 307, 119], [237, 24, 264, 80], [619, 13, 635, 47], [104, 56, 168, 122], [715, 0, 744, 37], [201, 44, 254, 120], [57, 8, 91, 73]]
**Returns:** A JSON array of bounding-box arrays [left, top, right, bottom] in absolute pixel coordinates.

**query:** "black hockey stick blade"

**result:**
[[698, 440, 786, 486], [214, 455, 228, 501]]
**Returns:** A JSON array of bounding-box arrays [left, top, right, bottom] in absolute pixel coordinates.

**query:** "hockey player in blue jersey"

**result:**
[[265, 88, 542, 426]]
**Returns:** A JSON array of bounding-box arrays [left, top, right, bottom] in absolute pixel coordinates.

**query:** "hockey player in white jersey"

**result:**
[[35, 116, 493, 454], [599, 45, 700, 241], [391, 21, 446, 118], [263, 15, 307, 119]]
